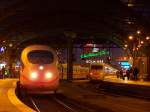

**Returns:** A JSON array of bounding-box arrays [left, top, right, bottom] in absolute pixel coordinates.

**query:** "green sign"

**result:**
[[80, 50, 109, 58]]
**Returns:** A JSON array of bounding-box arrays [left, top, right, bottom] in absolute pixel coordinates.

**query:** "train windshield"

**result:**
[[91, 65, 103, 70], [28, 50, 54, 64]]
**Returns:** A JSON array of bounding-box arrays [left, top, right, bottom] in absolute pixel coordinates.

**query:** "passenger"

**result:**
[[2, 66, 5, 79], [129, 67, 133, 79], [120, 69, 123, 79], [133, 67, 139, 80], [0, 69, 1, 78], [8, 66, 13, 78], [116, 70, 120, 78], [126, 69, 130, 80]]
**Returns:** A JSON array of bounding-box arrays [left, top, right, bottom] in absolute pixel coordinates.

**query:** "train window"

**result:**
[[27, 50, 54, 64], [91, 65, 103, 70]]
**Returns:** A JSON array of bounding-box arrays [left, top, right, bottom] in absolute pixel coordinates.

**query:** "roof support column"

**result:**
[[65, 32, 76, 80], [147, 56, 150, 80]]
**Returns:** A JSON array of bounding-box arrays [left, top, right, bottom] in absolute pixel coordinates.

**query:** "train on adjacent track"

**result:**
[[59, 63, 117, 81], [88, 63, 117, 81], [17, 45, 59, 94]]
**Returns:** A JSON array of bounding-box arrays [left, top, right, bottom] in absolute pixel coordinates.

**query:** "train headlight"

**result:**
[[90, 72, 93, 75], [45, 72, 53, 79], [30, 72, 38, 79]]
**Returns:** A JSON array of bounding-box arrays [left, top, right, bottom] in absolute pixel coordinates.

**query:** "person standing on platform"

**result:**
[[129, 67, 133, 80], [120, 69, 123, 79], [8, 66, 13, 78], [116, 70, 120, 78], [126, 69, 130, 80], [2, 66, 5, 79], [133, 67, 139, 80]]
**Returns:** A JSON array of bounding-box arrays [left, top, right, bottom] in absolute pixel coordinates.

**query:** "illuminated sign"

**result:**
[[86, 60, 104, 63], [116, 57, 128, 61], [120, 61, 130, 69], [0, 47, 5, 53], [92, 48, 99, 52], [92, 44, 99, 52], [120, 61, 130, 66], [80, 50, 109, 58]]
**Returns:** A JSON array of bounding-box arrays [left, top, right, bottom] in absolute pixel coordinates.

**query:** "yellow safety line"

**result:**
[[7, 83, 36, 112]]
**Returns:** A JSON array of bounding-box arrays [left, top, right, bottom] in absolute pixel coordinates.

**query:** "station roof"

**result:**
[[0, 0, 150, 47]]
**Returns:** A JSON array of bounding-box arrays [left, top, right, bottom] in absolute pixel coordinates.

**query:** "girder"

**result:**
[[0, 0, 149, 50]]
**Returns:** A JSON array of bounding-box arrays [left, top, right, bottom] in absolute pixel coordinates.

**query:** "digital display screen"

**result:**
[[120, 61, 130, 66]]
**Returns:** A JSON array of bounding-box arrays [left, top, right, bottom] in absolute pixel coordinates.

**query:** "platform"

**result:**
[[0, 78, 150, 112], [0, 79, 35, 112], [104, 75, 150, 86]]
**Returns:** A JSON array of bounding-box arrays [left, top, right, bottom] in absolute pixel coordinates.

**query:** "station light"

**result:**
[[146, 36, 150, 40], [9, 43, 13, 47], [124, 44, 128, 48], [128, 36, 133, 40], [140, 41, 144, 44], [127, 3, 134, 7], [137, 30, 141, 34]]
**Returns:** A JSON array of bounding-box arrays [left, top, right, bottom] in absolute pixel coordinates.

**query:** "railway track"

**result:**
[[29, 93, 111, 112], [29, 94, 77, 112], [16, 81, 150, 112], [15, 82, 113, 112], [19, 92, 103, 112]]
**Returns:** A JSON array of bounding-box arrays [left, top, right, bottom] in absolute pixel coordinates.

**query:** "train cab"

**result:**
[[17, 45, 59, 93], [88, 63, 105, 81]]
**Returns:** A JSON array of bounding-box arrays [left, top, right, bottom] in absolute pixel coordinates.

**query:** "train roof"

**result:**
[[21, 44, 58, 65]]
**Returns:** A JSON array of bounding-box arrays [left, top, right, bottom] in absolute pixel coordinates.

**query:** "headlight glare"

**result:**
[[30, 72, 38, 79], [45, 72, 53, 79]]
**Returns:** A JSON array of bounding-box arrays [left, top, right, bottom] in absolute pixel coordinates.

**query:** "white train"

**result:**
[[17, 45, 59, 93]]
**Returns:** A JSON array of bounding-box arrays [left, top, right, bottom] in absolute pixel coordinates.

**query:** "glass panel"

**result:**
[[28, 50, 54, 64], [91, 65, 103, 70]]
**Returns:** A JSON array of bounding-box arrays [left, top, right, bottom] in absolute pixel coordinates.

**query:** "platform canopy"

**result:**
[[0, 0, 149, 48]]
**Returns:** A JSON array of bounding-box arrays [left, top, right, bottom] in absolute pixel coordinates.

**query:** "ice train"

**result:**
[[17, 45, 59, 93]]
